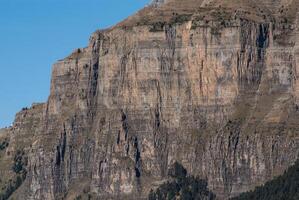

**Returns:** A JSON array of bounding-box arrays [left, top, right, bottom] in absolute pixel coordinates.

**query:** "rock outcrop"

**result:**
[[2, 0, 299, 199], [151, 0, 166, 6]]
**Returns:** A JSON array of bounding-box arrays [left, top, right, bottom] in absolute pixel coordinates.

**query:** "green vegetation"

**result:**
[[0, 140, 9, 151], [149, 159, 299, 200], [21, 107, 28, 111], [232, 159, 299, 200], [149, 21, 166, 32], [0, 150, 27, 200], [74, 193, 93, 200], [170, 14, 192, 25], [0, 175, 25, 200], [149, 13, 192, 32], [12, 150, 27, 174], [148, 162, 216, 200]]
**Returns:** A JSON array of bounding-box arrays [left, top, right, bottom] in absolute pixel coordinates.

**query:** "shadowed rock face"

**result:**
[[2, 0, 299, 199]]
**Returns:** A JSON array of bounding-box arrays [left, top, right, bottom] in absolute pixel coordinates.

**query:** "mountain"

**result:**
[[1, 0, 299, 199]]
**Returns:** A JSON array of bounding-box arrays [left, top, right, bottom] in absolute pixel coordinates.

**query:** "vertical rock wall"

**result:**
[[2, 1, 299, 199]]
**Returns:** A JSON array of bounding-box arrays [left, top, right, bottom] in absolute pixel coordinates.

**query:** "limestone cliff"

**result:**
[[1, 0, 299, 199]]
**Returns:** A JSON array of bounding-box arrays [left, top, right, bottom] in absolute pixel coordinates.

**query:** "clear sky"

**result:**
[[0, 0, 149, 128]]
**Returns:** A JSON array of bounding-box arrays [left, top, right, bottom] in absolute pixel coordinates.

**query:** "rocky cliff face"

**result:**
[[151, 0, 166, 6], [2, 0, 299, 199]]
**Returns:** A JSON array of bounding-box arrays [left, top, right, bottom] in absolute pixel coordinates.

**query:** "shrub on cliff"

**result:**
[[0, 140, 9, 151], [170, 14, 192, 25], [0, 150, 27, 200], [148, 162, 216, 200], [168, 161, 187, 179], [12, 150, 27, 174]]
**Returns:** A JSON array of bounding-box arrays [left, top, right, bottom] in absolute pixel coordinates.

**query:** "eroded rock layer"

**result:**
[[2, 0, 299, 199]]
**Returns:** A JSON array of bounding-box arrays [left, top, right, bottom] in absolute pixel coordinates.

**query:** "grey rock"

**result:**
[[1, 1, 299, 200]]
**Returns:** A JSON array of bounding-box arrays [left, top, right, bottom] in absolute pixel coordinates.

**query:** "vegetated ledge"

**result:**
[[113, 2, 277, 31], [59, 1, 297, 64], [94, 3, 296, 49]]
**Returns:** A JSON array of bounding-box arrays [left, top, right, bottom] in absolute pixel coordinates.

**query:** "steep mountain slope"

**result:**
[[1, 0, 299, 199], [232, 159, 299, 200]]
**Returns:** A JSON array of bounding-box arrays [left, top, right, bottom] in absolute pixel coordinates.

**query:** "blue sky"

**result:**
[[0, 0, 149, 128]]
